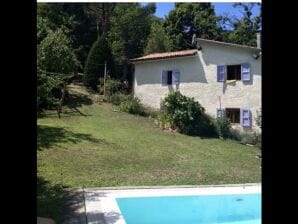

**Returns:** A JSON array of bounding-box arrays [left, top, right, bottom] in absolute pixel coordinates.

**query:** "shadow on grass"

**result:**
[[62, 92, 93, 116], [37, 176, 65, 224], [37, 125, 104, 151]]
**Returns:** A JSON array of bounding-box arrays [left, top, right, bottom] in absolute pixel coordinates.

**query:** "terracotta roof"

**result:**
[[130, 49, 198, 62], [197, 38, 261, 50]]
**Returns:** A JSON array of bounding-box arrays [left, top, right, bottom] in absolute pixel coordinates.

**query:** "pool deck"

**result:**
[[82, 183, 261, 224]]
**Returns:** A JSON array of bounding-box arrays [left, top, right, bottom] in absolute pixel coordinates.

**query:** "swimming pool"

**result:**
[[84, 184, 261, 224], [116, 194, 261, 224]]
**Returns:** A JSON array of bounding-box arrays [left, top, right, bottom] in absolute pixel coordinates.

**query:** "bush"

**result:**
[[119, 97, 146, 116], [105, 79, 122, 96], [240, 132, 261, 146], [37, 72, 65, 112], [110, 93, 131, 105], [216, 116, 232, 139], [160, 91, 218, 137]]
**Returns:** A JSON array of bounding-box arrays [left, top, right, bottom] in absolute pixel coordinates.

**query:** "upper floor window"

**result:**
[[227, 65, 241, 80], [217, 63, 251, 82]]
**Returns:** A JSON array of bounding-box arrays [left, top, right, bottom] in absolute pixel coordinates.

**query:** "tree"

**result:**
[[84, 34, 114, 90], [37, 28, 81, 74], [164, 3, 220, 50], [225, 3, 261, 46], [37, 15, 52, 44], [109, 3, 154, 79], [144, 21, 172, 54], [83, 3, 116, 36]]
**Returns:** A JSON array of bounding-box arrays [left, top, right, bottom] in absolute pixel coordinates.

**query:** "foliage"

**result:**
[[164, 3, 220, 51], [37, 15, 52, 44], [84, 34, 114, 90], [37, 72, 65, 113], [160, 91, 218, 137], [240, 131, 261, 147], [226, 3, 261, 46], [255, 109, 262, 128], [144, 21, 172, 54], [105, 78, 121, 96], [109, 3, 153, 78], [119, 97, 146, 116], [37, 28, 81, 74], [83, 3, 116, 35], [110, 92, 131, 105], [216, 115, 232, 139]]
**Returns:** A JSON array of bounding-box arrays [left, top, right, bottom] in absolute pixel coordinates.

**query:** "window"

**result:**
[[225, 108, 240, 123], [161, 69, 180, 85], [217, 63, 251, 82], [167, 71, 172, 85], [227, 65, 241, 80]]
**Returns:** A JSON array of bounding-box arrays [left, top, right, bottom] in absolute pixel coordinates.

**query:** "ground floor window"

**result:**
[[225, 108, 240, 123]]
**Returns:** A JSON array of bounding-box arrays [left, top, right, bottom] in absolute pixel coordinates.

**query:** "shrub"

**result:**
[[37, 72, 65, 112], [240, 131, 261, 146], [160, 91, 218, 137], [216, 116, 232, 139], [119, 97, 146, 116], [110, 93, 131, 105], [105, 79, 122, 96]]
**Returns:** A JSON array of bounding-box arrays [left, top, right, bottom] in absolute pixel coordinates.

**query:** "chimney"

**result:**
[[257, 33, 261, 48]]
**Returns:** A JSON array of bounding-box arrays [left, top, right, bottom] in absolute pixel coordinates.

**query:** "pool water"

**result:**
[[116, 193, 261, 224]]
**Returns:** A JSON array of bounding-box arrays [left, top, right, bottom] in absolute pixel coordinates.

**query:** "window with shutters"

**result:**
[[217, 63, 251, 82], [161, 69, 180, 85], [227, 65, 241, 80], [225, 108, 240, 123]]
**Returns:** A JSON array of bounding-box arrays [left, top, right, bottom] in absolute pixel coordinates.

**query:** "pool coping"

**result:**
[[84, 183, 260, 191], [84, 183, 261, 224]]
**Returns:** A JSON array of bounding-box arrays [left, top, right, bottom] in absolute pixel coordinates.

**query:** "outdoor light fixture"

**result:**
[[252, 52, 261, 59]]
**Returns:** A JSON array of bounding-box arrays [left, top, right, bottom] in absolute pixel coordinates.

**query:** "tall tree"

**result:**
[[84, 34, 114, 90], [109, 3, 154, 79], [164, 3, 220, 51], [144, 21, 172, 54], [83, 3, 116, 36]]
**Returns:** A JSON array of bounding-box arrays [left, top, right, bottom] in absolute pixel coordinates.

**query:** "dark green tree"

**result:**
[[109, 3, 154, 79], [144, 21, 172, 54], [84, 34, 114, 90], [164, 3, 220, 50]]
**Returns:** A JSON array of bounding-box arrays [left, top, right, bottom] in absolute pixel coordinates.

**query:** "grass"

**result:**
[[37, 84, 261, 222]]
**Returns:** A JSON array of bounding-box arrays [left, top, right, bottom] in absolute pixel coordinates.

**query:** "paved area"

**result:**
[[61, 188, 87, 224]]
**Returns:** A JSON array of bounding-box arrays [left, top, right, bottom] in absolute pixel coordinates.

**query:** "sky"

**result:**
[[141, 3, 261, 19]]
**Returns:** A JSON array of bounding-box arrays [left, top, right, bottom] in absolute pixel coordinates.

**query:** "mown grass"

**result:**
[[37, 85, 261, 222]]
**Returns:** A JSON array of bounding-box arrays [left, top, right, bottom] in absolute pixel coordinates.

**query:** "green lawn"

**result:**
[[37, 85, 261, 222]]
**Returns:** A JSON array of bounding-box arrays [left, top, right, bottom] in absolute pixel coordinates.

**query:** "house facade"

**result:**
[[131, 38, 261, 132]]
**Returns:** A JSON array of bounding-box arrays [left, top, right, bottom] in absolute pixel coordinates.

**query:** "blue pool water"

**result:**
[[116, 193, 261, 224]]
